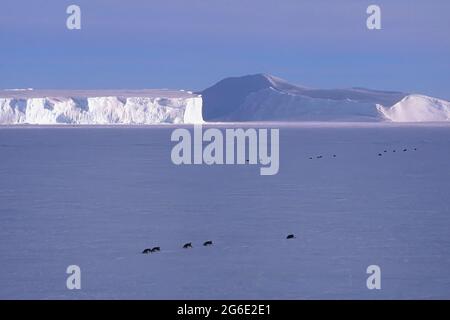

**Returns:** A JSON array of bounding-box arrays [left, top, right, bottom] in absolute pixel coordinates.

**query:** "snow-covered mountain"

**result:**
[[201, 74, 449, 122], [0, 89, 203, 125]]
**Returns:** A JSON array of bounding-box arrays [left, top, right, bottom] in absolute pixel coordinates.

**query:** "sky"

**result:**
[[0, 0, 449, 99]]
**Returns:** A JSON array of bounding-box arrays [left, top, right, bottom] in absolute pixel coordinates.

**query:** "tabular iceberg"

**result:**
[[2, 75, 449, 124], [0, 89, 204, 125]]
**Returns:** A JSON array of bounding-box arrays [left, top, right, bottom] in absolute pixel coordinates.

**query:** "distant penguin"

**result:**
[[286, 234, 295, 239], [414, 147, 417, 151], [333, 155, 337, 158], [384, 150, 387, 153], [403, 148, 408, 152], [142, 248, 152, 254], [183, 242, 193, 249], [393, 150, 396, 153], [203, 241, 213, 246], [317, 156, 323, 159], [378, 153, 382, 156], [151, 247, 160, 253], [309, 157, 313, 160]]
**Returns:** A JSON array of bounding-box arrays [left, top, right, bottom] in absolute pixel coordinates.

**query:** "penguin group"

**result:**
[[377, 146, 418, 157], [309, 155, 334, 160], [309, 146, 418, 160], [142, 234, 296, 254], [142, 240, 213, 254], [142, 247, 160, 254]]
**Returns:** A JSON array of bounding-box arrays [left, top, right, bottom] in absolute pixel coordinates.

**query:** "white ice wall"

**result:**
[[0, 93, 204, 125]]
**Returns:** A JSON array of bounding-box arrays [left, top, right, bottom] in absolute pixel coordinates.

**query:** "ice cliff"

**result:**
[[0, 89, 203, 125]]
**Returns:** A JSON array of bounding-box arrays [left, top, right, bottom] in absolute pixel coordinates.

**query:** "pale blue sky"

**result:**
[[1, 0, 449, 99]]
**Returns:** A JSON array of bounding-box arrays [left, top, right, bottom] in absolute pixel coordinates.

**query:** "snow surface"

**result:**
[[1, 124, 450, 299], [0, 89, 203, 125], [377, 94, 450, 122]]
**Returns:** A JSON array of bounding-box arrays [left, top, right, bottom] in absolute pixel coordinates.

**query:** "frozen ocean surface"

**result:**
[[0, 124, 450, 299]]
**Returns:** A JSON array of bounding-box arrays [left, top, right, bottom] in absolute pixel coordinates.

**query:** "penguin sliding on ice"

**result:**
[[183, 242, 193, 249], [142, 247, 161, 254]]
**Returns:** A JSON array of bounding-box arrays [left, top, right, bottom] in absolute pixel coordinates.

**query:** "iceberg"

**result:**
[[200, 74, 409, 122], [0, 89, 204, 125], [2, 75, 449, 124], [377, 94, 450, 122]]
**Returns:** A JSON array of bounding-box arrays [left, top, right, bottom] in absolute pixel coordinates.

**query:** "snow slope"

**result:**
[[201, 74, 450, 122], [0, 89, 203, 125], [377, 95, 450, 122]]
